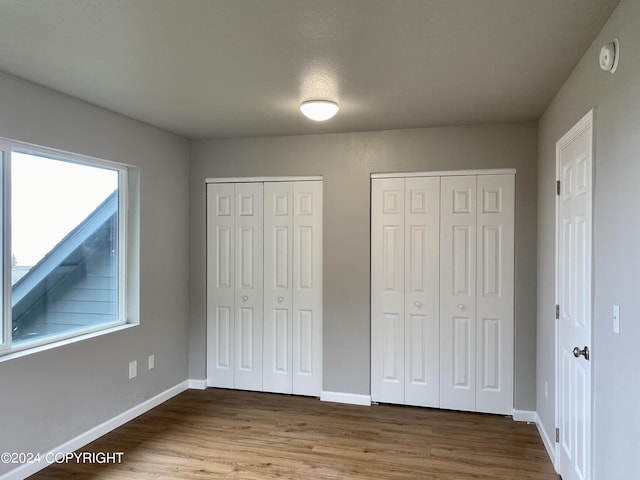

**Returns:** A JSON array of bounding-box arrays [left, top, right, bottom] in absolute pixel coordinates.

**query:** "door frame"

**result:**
[[554, 109, 594, 478]]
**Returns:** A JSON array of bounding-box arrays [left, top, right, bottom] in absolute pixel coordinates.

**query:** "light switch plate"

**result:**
[[613, 304, 620, 334], [148, 354, 155, 370], [544, 381, 548, 399], [129, 360, 138, 379]]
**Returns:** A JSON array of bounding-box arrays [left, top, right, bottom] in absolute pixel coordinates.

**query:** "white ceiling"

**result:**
[[0, 0, 620, 139]]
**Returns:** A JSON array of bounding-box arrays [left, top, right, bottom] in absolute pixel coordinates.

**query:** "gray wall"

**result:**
[[537, 0, 640, 477], [0, 72, 190, 474], [189, 123, 538, 409]]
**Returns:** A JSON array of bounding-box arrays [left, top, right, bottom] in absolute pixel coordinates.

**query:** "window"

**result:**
[[0, 140, 137, 355]]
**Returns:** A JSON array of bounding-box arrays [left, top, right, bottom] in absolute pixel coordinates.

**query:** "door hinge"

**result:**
[[556, 180, 561, 196], [555, 304, 560, 320], [555, 427, 560, 443]]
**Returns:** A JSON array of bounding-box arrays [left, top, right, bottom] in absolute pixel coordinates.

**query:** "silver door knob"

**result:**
[[242, 295, 248, 302], [572, 346, 590, 361], [277, 296, 284, 304], [457, 304, 465, 311], [415, 301, 422, 308]]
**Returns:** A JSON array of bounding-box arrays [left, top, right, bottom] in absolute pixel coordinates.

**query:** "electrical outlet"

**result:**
[[148, 354, 155, 370], [129, 360, 138, 379]]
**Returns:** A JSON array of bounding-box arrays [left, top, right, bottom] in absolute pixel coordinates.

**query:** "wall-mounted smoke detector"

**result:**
[[599, 38, 620, 74]]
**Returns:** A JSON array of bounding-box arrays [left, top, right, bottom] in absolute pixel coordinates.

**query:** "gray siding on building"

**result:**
[[12, 195, 118, 341]]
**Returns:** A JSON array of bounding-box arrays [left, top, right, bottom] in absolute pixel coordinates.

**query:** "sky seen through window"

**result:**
[[11, 151, 118, 269]]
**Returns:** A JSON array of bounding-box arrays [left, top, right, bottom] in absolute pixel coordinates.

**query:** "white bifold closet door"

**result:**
[[440, 175, 514, 414], [439, 175, 477, 411], [207, 180, 322, 396], [207, 182, 264, 391], [475, 175, 514, 414], [371, 176, 440, 407], [371, 173, 514, 415], [263, 181, 323, 396]]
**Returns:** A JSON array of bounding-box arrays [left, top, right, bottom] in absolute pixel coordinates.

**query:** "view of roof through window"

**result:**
[[11, 150, 120, 344], [11, 151, 118, 282]]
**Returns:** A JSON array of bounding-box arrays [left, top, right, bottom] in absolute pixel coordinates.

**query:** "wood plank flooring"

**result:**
[[30, 389, 559, 479]]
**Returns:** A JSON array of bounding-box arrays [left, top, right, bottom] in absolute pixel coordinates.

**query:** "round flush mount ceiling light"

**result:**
[[300, 100, 339, 121]]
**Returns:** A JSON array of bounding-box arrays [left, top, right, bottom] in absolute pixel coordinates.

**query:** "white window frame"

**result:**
[[0, 142, 10, 352], [0, 138, 138, 357]]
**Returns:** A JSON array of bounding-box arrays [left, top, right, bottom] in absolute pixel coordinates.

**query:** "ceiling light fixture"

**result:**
[[300, 100, 339, 121]]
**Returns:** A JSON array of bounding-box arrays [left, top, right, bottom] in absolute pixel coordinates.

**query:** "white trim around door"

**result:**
[[555, 109, 593, 480], [371, 168, 516, 179], [206, 176, 323, 184]]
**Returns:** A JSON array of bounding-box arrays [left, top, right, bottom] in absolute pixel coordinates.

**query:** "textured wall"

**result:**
[[537, 0, 639, 477], [189, 122, 538, 409], [0, 72, 190, 475]]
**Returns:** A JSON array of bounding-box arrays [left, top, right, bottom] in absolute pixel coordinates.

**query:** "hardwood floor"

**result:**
[[30, 389, 559, 479]]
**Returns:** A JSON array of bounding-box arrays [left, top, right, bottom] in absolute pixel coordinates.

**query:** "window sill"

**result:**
[[0, 322, 138, 363]]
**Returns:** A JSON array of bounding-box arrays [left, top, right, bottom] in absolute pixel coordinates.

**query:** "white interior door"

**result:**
[[371, 178, 405, 404], [206, 183, 235, 388], [557, 112, 592, 480], [233, 183, 264, 391], [292, 181, 323, 395], [372, 172, 514, 413], [440, 175, 477, 412], [404, 177, 440, 407], [263, 182, 293, 393], [207, 178, 322, 396], [475, 175, 515, 415]]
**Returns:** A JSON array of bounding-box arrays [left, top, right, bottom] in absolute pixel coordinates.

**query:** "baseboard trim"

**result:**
[[188, 379, 207, 390], [535, 413, 558, 471], [513, 409, 537, 423], [320, 391, 371, 406], [1, 380, 189, 480]]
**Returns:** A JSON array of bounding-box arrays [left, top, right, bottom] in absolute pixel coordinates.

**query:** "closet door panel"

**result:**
[[404, 177, 440, 407], [476, 175, 514, 415], [234, 183, 263, 391], [371, 178, 405, 404], [206, 183, 235, 388], [263, 182, 294, 393], [440, 176, 477, 412], [292, 181, 323, 396]]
